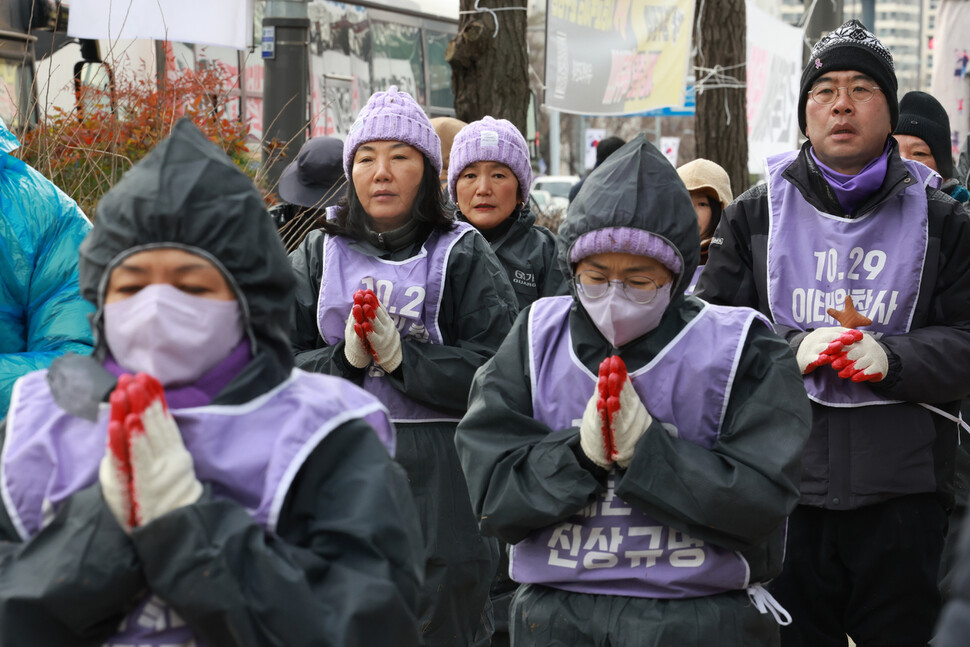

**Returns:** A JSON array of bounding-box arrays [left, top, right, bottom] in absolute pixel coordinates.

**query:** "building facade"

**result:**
[[777, 0, 933, 93]]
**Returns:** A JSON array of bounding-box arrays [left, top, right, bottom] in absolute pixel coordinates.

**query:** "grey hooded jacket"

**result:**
[[455, 135, 811, 586], [0, 120, 425, 646]]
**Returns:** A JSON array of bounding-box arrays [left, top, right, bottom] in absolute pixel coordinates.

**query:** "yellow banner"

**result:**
[[545, 0, 695, 115]]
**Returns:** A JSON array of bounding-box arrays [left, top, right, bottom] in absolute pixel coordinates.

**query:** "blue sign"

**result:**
[[261, 26, 276, 59], [637, 83, 696, 117]]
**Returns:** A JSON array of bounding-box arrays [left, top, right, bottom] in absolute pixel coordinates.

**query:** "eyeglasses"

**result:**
[[808, 84, 882, 105], [573, 270, 663, 304]]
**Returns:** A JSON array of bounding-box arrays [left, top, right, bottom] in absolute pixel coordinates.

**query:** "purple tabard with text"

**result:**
[[764, 150, 927, 406], [511, 296, 768, 598]]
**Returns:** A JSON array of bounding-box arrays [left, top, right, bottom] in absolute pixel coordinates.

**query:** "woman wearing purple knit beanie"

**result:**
[[289, 86, 518, 647], [449, 117, 568, 313], [447, 116, 568, 647]]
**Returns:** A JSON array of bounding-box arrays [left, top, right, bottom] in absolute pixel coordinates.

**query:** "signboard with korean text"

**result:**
[[544, 0, 695, 116]]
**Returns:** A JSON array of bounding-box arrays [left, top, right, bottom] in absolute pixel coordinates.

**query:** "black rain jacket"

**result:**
[[456, 135, 811, 586], [0, 120, 425, 647], [457, 204, 568, 310]]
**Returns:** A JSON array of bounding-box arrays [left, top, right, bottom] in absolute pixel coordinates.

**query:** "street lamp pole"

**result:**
[[262, 0, 309, 193]]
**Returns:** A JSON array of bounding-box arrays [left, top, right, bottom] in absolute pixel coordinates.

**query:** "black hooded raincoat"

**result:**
[[0, 120, 425, 647], [455, 135, 812, 645]]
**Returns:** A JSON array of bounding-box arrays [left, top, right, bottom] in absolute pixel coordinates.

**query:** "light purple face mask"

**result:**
[[104, 283, 245, 387], [578, 281, 673, 348]]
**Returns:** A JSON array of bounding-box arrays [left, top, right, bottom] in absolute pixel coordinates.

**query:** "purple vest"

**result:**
[[685, 265, 703, 296], [0, 368, 394, 646], [317, 222, 477, 422], [511, 295, 768, 598], [908, 159, 942, 189], [765, 151, 928, 406]]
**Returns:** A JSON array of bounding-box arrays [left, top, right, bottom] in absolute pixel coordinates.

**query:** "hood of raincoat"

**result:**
[[559, 133, 700, 296], [0, 117, 20, 153], [79, 119, 295, 394]]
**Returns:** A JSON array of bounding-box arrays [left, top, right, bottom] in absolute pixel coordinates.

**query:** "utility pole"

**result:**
[[803, 0, 843, 64], [549, 109, 560, 175], [860, 0, 875, 31], [262, 0, 309, 193]]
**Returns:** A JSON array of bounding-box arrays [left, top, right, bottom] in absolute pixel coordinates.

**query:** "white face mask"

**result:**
[[578, 281, 673, 347], [103, 283, 245, 387]]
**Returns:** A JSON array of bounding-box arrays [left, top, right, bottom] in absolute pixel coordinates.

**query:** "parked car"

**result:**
[[530, 189, 553, 213], [531, 175, 580, 201], [528, 189, 568, 234]]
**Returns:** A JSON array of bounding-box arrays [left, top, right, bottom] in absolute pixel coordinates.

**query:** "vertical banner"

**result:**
[[584, 128, 606, 169], [659, 136, 680, 166], [930, 0, 970, 164], [544, 0, 695, 115], [68, 0, 255, 50], [745, 2, 803, 174]]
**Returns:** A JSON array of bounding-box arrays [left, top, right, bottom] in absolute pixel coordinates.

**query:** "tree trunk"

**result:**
[[447, 0, 529, 134], [693, 0, 749, 194]]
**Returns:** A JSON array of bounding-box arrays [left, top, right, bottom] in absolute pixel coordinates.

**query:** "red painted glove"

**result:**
[[828, 332, 889, 383], [596, 356, 625, 462], [344, 289, 377, 368], [795, 327, 863, 374], [347, 288, 402, 372], [352, 289, 379, 342], [99, 373, 202, 532], [100, 375, 137, 530], [580, 356, 651, 470]]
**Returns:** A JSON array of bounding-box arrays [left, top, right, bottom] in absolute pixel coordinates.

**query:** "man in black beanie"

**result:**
[[697, 19, 970, 647], [895, 91, 969, 203]]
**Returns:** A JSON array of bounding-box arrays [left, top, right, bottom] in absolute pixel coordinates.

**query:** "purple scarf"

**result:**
[[810, 142, 890, 215], [104, 341, 252, 409]]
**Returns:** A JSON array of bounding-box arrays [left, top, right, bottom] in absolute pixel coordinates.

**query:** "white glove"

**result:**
[[829, 332, 889, 383], [344, 307, 373, 369], [579, 356, 651, 470], [100, 374, 202, 531], [100, 382, 135, 531], [345, 289, 402, 372], [795, 327, 862, 375], [580, 390, 613, 469], [610, 373, 651, 469], [367, 302, 403, 373]]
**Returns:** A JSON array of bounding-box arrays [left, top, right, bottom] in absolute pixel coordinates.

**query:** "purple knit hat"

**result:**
[[343, 86, 442, 179], [447, 116, 533, 203], [569, 227, 682, 275]]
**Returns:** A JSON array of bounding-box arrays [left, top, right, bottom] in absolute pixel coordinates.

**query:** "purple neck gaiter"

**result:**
[[811, 141, 890, 215], [104, 341, 252, 409]]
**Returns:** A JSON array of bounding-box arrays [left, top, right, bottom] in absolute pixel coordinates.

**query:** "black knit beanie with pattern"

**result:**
[[798, 19, 898, 136]]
